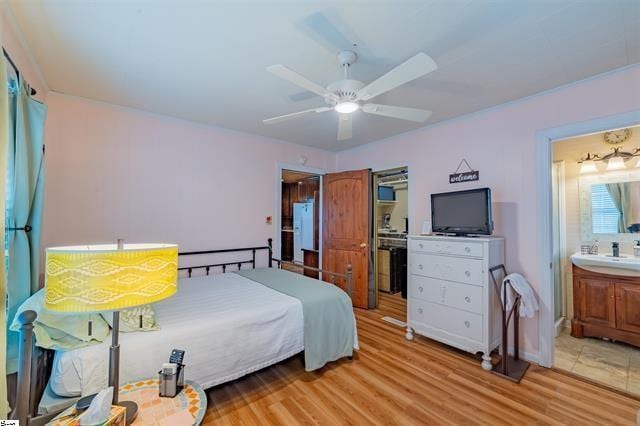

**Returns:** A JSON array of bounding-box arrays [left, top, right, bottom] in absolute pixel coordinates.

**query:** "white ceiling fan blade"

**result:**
[[362, 104, 432, 123], [337, 114, 352, 141], [263, 107, 331, 124], [357, 53, 437, 101], [267, 65, 337, 101]]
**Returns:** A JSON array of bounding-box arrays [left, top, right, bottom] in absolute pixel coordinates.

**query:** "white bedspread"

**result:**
[[50, 273, 310, 397]]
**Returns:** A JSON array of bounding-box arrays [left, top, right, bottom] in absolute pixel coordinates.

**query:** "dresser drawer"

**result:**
[[410, 276, 483, 314], [410, 239, 483, 257], [410, 253, 484, 285], [410, 298, 483, 342]]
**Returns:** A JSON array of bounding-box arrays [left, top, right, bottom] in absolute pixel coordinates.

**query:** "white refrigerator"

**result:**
[[293, 202, 314, 262]]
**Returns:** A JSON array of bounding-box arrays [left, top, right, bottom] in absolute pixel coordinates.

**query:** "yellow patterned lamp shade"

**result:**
[[44, 243, 178, 312]]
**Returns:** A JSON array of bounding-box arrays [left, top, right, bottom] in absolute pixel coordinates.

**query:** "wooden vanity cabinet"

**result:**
[[615, 283, 640, 334], [572, 265, 640, 347]]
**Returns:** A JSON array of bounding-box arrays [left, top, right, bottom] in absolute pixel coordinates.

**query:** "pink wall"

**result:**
[[336, 65, 640, 357], [41, 93, 335, 257], [1, 6, 47, 101]]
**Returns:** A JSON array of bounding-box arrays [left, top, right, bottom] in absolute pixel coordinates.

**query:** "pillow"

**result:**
[[10, 290, 110, 351], [101, 305, 159, 332]]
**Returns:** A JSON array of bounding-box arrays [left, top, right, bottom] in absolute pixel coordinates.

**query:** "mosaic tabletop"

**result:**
[[119, 379, 207, 425]]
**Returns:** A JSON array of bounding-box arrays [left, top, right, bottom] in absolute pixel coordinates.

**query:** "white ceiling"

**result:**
[[9, 0, 640, 151]]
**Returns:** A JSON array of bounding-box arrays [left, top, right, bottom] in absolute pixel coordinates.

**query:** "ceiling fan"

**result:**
[[263, 50, 437, 141]]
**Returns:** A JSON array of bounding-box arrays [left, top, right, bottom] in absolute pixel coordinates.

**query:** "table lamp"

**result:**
[[44, 240, 178, 424]]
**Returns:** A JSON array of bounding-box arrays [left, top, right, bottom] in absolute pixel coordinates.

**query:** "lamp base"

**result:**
[[118, 400, 139, 425]]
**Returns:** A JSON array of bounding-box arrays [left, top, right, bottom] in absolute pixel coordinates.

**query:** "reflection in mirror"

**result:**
[[591, 181, 640, 234]]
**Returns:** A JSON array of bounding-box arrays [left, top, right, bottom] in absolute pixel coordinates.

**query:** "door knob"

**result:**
[[360, 242, 367, 248]]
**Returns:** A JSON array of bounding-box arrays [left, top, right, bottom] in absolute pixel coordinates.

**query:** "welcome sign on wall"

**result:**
[[450, 159, 479, 184]]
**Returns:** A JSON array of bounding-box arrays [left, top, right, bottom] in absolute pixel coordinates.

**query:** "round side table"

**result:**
[[119, 379, 207, 425]]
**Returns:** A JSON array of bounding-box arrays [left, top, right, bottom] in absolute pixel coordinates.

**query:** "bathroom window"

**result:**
[[591, 184, 620, 234]]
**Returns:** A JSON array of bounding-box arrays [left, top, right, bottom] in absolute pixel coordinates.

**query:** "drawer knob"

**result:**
[[464, 321, 470, 328], [418, 264, 424, 270], [418, 308, 423, 314], [465, 270, 471, 277], [465, 247, 470, 253], [465, 296, 471, 303], [418, 286, 423, 293], [419, 243, 424, 249]]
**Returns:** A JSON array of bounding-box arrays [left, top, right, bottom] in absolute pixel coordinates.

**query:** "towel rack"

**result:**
[[489, 264, 530, 383]]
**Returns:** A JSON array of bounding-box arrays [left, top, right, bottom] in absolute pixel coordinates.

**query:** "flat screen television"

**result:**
[[431, 188, 493, 236]]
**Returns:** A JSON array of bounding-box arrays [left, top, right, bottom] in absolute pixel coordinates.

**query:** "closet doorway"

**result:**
[[280, 169, 322, 276], [373, 167, 408, 323]]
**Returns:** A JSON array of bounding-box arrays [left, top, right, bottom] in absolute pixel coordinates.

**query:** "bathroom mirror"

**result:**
[[580, 171, 640, 242], [590, 181, 640, 234]]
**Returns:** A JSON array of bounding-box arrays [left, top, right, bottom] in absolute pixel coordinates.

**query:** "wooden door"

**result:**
[[577, 278, 616, 328], [323, 169, 370, 308], [615, 282, 640, 334], [281, 183, 291, 220]]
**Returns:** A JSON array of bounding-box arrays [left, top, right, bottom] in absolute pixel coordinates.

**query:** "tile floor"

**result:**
[[554, 328, 640, 396]]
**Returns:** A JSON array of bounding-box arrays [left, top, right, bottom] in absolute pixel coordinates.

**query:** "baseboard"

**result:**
[[501, 346, 540, 365]]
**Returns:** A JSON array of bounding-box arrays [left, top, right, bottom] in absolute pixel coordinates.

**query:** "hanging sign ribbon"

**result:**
[[449, 159, 479, 184]]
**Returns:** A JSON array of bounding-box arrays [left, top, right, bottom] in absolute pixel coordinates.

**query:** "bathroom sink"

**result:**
[[571, 253, 640, 277]]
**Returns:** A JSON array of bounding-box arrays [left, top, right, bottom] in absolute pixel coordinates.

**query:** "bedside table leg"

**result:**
[[405, 327, 414, 341], [481, 353, 493, 371]]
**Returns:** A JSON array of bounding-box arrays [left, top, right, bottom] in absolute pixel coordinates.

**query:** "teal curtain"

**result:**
[[5, 76, 47, 373], [606, 183, 632, 233]]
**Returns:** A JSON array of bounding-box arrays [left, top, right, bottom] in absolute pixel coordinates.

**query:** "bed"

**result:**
[[12, 240, 357, 424]]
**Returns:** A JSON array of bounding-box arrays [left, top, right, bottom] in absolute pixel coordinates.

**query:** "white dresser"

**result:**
[[406, 235, 504, 370]]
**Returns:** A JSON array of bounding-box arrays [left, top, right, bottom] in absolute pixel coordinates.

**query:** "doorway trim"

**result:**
[[372, 166, 409, 309], [552, 160, 567, 335], [536, 109, 640, 368], [275, 163, 327, 268]]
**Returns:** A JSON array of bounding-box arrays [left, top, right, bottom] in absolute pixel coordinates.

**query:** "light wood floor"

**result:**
[[376, 291, 407, 321], [204, 302, 640, 425]]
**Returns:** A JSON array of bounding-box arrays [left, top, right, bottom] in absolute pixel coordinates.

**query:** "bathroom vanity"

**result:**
[[571, 254, 640, 347]]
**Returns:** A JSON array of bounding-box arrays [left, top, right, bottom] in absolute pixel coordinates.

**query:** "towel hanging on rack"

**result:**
[[501, 273, 539, 319]]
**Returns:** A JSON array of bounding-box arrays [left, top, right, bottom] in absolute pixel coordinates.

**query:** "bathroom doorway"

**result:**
[[373, 167, 408, 323], [550, 125, 640, 396]]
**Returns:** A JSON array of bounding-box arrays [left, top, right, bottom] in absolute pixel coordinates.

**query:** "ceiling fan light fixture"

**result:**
[[334, 102, 359, 114]]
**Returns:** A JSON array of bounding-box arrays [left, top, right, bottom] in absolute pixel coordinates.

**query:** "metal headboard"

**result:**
[[178, 238, 273, 277], [178, 239, 354, 297]]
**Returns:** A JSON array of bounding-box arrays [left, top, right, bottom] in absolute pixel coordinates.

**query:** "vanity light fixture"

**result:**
[[579, 153, 599, 174], [579, 159, 598, 174], [578, 147, 640, 174], [606, 155, 626, 171]]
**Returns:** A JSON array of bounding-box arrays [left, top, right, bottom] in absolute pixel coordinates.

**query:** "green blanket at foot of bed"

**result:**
[[236, 268, 355, 371]]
